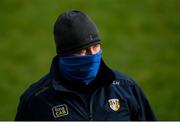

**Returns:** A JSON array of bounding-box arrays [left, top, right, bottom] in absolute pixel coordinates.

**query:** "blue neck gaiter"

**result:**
[[59, 50, 102, 85]]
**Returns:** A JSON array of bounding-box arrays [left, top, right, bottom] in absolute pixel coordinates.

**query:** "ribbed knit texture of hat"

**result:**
[[54, 10, 100, 55]]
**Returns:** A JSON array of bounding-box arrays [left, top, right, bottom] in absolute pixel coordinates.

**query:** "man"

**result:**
[[15, 10, 156, 121]]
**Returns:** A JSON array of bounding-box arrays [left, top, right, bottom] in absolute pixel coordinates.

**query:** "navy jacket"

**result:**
[[15, 56, 156, 121]]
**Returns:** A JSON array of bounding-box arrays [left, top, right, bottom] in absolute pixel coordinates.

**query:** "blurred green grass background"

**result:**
[[0, 0, 180, 120]]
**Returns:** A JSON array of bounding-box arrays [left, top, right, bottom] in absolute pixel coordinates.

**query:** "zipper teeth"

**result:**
[[62, 91, 88, 120], [89, 88, 101, 120], [62, 88, 102, 120]]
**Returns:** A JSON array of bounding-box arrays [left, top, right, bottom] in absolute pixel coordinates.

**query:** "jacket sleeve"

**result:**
[[15, 95, 31, 120], [130, 84, 157, 121]]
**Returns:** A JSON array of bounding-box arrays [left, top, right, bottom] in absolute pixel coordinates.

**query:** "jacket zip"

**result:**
[[61, 90, 90, 120], [59, 87, 102, 120], [89, 88, 101, 121]]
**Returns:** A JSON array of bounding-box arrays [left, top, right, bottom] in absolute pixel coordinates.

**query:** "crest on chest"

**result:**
[[108, 98, 120, 111]]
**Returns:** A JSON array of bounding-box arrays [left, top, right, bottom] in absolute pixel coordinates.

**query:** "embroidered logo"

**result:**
[[108, 98, 120, 111], [52, 104, 68, 118], [85, 34, 97, 41], [112, 80, 120, 85]]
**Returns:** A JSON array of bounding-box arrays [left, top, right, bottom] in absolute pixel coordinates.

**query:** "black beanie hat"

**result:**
[[54, 10, 100, 55]]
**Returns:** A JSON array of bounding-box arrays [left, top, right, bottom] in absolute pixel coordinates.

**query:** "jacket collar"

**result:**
[[50, 55, 115, 92]]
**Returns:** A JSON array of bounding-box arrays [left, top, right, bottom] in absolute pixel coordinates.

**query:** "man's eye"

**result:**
[[76, 50, 86, 55], [94, 44, 100, 48], [93, 44, 100, 49]]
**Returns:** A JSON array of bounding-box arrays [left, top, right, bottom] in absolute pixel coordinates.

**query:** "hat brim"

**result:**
[[59, 40, 101, 56]]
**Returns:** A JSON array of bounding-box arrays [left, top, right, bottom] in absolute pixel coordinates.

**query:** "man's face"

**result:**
[[65, 43, 101, 56]]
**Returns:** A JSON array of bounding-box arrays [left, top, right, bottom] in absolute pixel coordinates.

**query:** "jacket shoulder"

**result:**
[[112, 70, 136, 86], [20, 74, 51, 103]]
